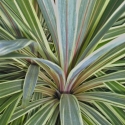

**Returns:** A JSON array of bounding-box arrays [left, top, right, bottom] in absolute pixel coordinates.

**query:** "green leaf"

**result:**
[[47, 106, 59, 125], [78, 1, 125, 61], [0, 97, 9, 106], [60, 94, 83, 125], [0, 70, 24, 79], [0, 79, 49, 99], [55, 0, 79, 74], [25, 99, 58, 125], [108, 60, 125, 67], [10, 97, 52, 123], [95, 71, 125, 94], [0, 39, 34, 56], [35, 84, 55, 96], [66, 34, 125, 91], [22, 64, 40, 108], [75, 0, 96, 54], [94, 0, 124, 32], [0, 93, 22, 125], [77, 92, 125, 109], [0, 26, 15, 40], [113, 106, 125, 122], [37, 0, 59, 57], [0, 93, 21, 113], [75, 70, 125, 93], [81, 114, 94, 125], [80, 102, 111, 125], [93, 102, 125, 124], [1, 0, 57, 63], [76, 0, 110, 63], [102, 24, 125, 42], [0, 52, 65, 91], [0, 0, 125, 124], [0, 4, 22, 38], [0, 80, 23, 98]]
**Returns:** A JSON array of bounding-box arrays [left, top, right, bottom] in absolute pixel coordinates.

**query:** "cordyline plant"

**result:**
[[0, 0, 125, 124]]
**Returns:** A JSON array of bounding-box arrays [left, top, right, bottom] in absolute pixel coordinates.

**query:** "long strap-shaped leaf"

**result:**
[[60, 94, 83, 125], [0, 92, 22, 125], [95, 71, 125, 94], [0, 93, 21, 113], [81, 114, 94, 125], [47, 106, 59, 125], [73, 0, 105, 64], [78, 1, 125, 61], [10, 97, 52, 123], [0, 26, 15, 40], [113, 106, 125, 123], [1, 0, 57, 63], [0, 39, 34, 56], [25, 99, 58, 125], [80, 102, 111, 125], [74, 70, 125, 93], [0, 53, 65, 92], [37, 0, 59, 59], [0, 39, 65, 91], [93, 0, 125, 36], [93, 102, 125, 124], [55, 0, 79, 75], [102, 24, 125, 42], [0, 79, 23, 98], [66, 34, 125, 91], [77, 92, 125, 109], [0, 2, 22, 38], [74, 47, 125, 90], [22, 64, 40, 108]]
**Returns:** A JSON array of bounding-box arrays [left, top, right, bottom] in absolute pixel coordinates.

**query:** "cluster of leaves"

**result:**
[[0, 0, 125, 125]]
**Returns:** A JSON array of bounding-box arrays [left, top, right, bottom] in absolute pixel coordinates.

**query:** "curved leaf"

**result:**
[[0, 93, 21, 113], [78, 1, 125, 61], [0, 53, 65, 91], [66, 34, 125, 91], [0, 80, 23, 98], [75, 70, 125, 93], [1, 0, 57, 62], [10, 97, 52, 123], [0, 39, 34, 56], [25, 99, 58, 125], [0, 93, 22, 125], [60, 94, 83, 125], [93, 102, 125, 124], [77, 92, 125, 109], [37, 0, 59, 58], [22, 64, 40, 108], [55, 0, 79, 75], [80, 102, 111, 125]]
